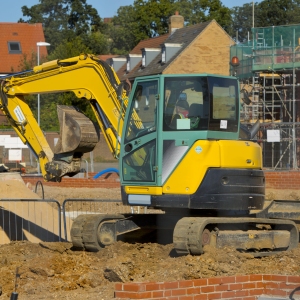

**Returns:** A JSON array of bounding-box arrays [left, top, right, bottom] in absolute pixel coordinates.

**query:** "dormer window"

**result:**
[[126, 54, 142, 73], [161, 43, 182, 64], [8, 41, 22, 54], [141, 48, 160, 68]]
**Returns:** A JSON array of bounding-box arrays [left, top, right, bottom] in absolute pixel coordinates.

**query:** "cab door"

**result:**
[[120, 79, 159, 186]]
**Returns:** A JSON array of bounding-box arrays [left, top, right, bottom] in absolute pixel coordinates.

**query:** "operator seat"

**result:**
[[188, 103, 202, 129]]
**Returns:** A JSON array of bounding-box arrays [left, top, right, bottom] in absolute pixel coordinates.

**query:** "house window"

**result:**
[[8, 42, 22, 54]]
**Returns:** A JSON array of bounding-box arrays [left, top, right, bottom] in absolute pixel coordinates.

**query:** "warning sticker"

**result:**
[[14, 106, 26, 123]]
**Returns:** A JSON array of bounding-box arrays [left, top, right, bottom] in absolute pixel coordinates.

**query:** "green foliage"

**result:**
[[256, 0, 300, 27], [83, 31, 110, 55], [37, 94, 61, 131], [0, 124, 12, 130], [175, 0, 232, 30], [18, 51, 37, 70], [105, 5, 138, 54], [230, 3, 254, 42], [19, 0, 104, 52], [47, 36, 91, 60], [132, 0, 176, 38], [231, 0, 300, 43]]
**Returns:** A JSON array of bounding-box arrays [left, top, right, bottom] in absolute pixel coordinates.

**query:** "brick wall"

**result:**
[[264, 171, 300, 189], [114, 274, 300, 299], [22, 171, 300, 190], [22, 172, 120, 188]]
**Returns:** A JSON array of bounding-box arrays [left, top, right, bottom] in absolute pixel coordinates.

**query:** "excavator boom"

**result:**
[[0, 54, 127, 181]]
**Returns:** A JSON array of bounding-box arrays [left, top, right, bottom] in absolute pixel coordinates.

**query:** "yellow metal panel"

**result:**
[[125, 186, 163, 195], [162, 140, 262, 195], [219, 140, 262, 169], [163, 141, 221, 194]]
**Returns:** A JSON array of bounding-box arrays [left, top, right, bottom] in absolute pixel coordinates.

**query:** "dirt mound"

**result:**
[[0, 241, 299, 300], [0, 173, 39, 199]]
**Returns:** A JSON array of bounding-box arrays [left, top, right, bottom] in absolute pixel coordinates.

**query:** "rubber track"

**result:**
[[71, 214, 124, 252], [173, 217, 299, 256], [70, 214, 87, 249]]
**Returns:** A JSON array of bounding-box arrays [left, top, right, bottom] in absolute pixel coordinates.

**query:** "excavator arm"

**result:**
[[0, 54, 128, 181]]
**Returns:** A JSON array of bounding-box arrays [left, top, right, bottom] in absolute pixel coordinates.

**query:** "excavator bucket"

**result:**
[[54, 105, 99, 156]]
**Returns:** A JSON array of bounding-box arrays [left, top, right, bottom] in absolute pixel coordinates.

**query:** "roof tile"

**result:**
[[0, 23, 47, 74]]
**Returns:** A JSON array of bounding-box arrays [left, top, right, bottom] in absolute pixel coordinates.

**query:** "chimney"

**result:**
[[169, 11, 184, 33]]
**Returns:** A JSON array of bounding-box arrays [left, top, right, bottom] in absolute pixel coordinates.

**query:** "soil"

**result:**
[[1, 180, 300, 299]]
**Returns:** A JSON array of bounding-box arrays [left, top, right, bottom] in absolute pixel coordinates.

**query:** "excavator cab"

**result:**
[[120, 74, 265, 211]]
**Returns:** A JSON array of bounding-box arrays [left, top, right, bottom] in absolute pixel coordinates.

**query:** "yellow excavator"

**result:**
[[0, 54, 299, 255]]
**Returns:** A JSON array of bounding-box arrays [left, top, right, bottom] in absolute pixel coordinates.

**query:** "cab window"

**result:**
[[163, 77, 209, 131]]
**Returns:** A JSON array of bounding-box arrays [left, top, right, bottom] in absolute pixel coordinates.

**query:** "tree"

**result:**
[[132, 0, 176, 39], [83, 31, 110, 55], [47, 36, 93, 60], [256, 0, 297, 27], [19, 0, 103, 52], [175, 0, 232, 30], [230, 3, 255, 43], [104, 5, 138, 54]]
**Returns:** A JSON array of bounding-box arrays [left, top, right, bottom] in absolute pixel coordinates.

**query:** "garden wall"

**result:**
[[114, 274, 300, 299]]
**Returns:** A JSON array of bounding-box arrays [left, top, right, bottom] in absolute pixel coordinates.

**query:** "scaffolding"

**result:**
[[231, 24, 300, 170]]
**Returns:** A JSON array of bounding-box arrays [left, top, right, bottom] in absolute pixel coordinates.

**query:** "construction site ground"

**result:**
[[0, 180, 300, 299]]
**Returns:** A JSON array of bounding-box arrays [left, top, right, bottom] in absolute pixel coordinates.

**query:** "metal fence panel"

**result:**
[[0, 199, 61, 244]]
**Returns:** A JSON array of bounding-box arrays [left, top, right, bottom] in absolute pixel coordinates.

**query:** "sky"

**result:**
[[0, 0, 261, 22]]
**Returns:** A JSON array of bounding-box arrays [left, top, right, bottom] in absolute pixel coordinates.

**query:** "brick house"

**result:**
[[109, 12, 235, 84], [0, 22, 48, 76]]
